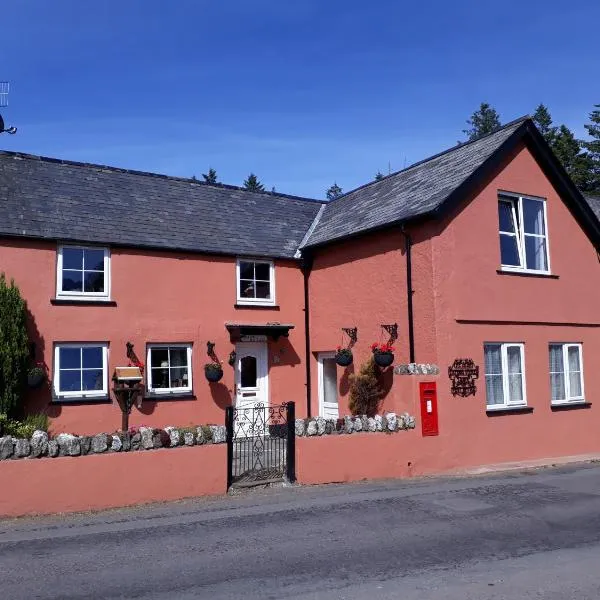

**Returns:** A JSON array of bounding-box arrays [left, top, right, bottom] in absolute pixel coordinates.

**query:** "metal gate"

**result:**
[[225, 401, 295, 489]]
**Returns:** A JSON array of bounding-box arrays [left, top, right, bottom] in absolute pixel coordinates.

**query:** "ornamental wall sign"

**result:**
[[448, 358, 479, 397]]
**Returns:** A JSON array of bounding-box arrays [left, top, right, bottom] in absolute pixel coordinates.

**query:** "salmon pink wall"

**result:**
[[0, 445, 226, 517], [0, 239, 307, 435]]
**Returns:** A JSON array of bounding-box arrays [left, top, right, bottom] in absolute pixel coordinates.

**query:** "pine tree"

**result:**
[[582, 104, 600, 193], [243, 173, 264, 192], [202, 168, 218, 184], [348, 357, 382, 417], [0, 274, 29, 418], [463, 103, 501, 141], [532, 103, 557, 145], [374, 171, 384, 181], [553, 125, 593, 190], [326, 182, 343, 200]]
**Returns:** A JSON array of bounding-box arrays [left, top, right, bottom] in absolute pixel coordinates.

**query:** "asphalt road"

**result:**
[[3, 464, 600, 599]]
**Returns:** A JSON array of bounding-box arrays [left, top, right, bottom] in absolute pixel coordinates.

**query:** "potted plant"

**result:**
[[204, 362, 223, 383], [371, 342, 395, 368], [335, 346, 353, 367], [27, 362, 46, 389]]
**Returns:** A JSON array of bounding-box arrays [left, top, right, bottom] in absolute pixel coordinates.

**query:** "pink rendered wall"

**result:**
[[0, 445, 226, 517], [0, 239, 307, 435]]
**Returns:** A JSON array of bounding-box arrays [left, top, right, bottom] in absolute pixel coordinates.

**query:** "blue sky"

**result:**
[[1, 0, 598, 198]]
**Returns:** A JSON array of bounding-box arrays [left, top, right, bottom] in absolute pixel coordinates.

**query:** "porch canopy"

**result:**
[[225, 322, 295, 343]]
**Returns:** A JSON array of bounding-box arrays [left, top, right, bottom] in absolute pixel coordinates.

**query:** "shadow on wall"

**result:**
[[339, 363, 354, 396], [270, 338, 301, 367], [209, 382, 232, 410]]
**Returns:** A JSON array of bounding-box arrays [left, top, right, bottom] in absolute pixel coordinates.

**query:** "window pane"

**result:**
[[169, 347, 188, 368], [169, 367, 189, 388], [82, 369, 104, 391], [239, 262, 254, 279], [508, 374, 524, 402], [151, 367, 170, 389], [83, 249, 105, 271], [323, 358, 338, 405], [84, 271, 105, 293], [525, 236, 548, 271], [549, 345, 564, 373], [567, 346, 581, 372], [484, 345, 502, 374], [498, 200, 516, 233], [485, 374, 504, 405], [62, 248, 84, 270], [500, 234, 521, 267], [569, 372, 582, 398], [506, 346, 522, 374], [254, 263, 270, 281], [62, 270, 83, 292], [550, 373, 565, 401], [59, 369, 81, 392], [240, 356, 257, 388], [82, 346, 103, 369], [255, 281, 271, 299], [150, 348, 169, 369], [60, 347, 81, 369], [523, 199, 545, 235], [240, 280, 255, 298]]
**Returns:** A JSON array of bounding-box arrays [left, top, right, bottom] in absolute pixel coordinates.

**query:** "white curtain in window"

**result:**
[[567, 346, 582, 398], [549, 344, 565, 401], [506, 346, 523, 402], [484, 345, 504, 405], [323, 359, 338, 405]]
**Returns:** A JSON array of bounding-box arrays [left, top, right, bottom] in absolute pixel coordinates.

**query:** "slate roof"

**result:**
[[583, 194, 600, 221], [0, 152, 323, 259], [303, 117, 529, 248]]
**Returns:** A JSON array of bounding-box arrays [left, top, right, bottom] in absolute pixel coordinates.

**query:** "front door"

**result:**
[[234, 342, 269, 437]]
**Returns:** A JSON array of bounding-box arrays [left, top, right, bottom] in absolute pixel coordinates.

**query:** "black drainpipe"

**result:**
[[401, 225, 416, 363], [301, 254, 313, 418]]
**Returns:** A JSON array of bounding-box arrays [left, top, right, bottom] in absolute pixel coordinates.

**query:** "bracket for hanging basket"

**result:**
[[341, 327, 358, 348], [381, 323, 398, 345]]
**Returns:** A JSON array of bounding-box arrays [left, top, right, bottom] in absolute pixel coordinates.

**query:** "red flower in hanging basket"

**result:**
[[371, 342, 395, 354]]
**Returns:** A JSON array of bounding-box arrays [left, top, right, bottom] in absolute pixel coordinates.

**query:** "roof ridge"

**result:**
[[326, 115, 531, 205], [0, 150, 323, 204]]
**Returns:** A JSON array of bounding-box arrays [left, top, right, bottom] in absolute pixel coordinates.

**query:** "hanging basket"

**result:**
[[27, 369, 46, 389], [374, 351, 394, 368], [204, 365, 223, 383], [335, 350, 353, 367]]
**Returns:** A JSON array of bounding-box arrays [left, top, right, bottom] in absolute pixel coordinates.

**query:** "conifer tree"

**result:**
[[0, 274, 29, 418], [243, 173, 265, 192], [326, 182, 343, 200], [348, 357, 382, 417], [533, 103, 557, 145], [582, 104, 600, 193], [202, 168, 218, 184], [553, 125, 593, 190], [463, 103, 501, 141], [374, 171, 384, 181]]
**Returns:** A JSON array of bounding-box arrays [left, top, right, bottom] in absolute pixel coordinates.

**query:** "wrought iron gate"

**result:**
[[225, 401, 296, 489]]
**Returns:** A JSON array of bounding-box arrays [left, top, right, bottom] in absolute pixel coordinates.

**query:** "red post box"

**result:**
[[419, 381, 439, 436]]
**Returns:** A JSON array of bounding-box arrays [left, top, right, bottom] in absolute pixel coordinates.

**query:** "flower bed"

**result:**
[[0, 424, 227, 461]]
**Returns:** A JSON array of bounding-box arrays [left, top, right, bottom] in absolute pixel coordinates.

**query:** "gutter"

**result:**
[[301, 254, 313, 418], [400, 225, 416, 363]]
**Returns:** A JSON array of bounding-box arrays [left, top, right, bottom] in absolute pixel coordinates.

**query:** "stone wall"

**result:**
[[295, 412, 416, 436]]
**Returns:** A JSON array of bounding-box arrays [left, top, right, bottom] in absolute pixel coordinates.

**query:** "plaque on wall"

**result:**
[[448, 358, 479, 397]]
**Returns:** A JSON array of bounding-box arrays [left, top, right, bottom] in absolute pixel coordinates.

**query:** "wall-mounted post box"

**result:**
[[419, 381, 439, 436]]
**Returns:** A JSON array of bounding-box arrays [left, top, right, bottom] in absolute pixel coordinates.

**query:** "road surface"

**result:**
[[2, 463, 600, 599]]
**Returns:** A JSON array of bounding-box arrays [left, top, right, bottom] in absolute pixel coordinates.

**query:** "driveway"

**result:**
[[2, 463, 600, 599]]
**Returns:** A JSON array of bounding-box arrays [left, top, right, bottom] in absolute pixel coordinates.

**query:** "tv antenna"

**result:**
[[0, 82, 17, 135]]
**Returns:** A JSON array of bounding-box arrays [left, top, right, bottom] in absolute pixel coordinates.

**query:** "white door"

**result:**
[[235, 342, 269, 437], [318, 352, 339, 419]]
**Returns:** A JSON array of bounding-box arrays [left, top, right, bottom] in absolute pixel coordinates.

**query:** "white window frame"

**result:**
[[235, 258, 276, 306], [498, 192, 551, 275], [56, 245, 111, 300], [53, 343, 108, 400], [146, 343, 193, 396], [317, 351, 339, 419], [549, 343, 585, 405], [484, 342, 527, 410]]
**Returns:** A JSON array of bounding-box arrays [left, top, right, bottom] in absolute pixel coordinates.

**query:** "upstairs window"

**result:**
[[498, 194, 549, 273], [53, 343, 108, 400], [549, 344, 584, 405], [236, 259, 275, 305], [57, 245, 110, 300], [147, 344, 192, 395]]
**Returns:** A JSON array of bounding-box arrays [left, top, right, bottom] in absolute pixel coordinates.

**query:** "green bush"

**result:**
[[0, 412, 49, 438], [0, 274, 30, 418]]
